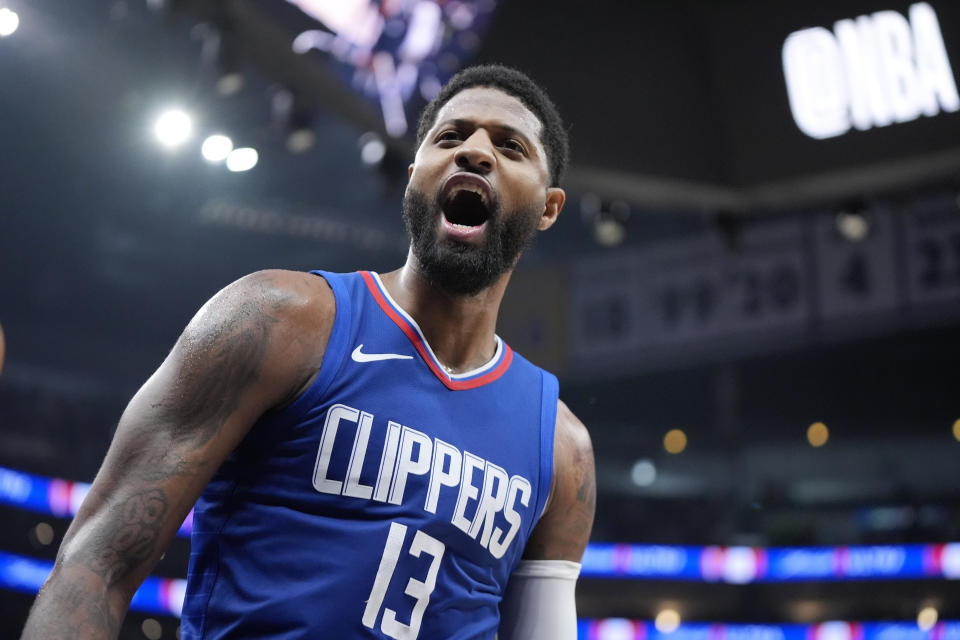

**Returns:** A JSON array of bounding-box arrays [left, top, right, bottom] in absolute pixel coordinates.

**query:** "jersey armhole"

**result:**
[[267, 270, 353, 424], [535, 370, 559, 523]]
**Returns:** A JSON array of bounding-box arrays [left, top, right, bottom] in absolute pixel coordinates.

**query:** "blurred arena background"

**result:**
[[2, 0, 960, 638]]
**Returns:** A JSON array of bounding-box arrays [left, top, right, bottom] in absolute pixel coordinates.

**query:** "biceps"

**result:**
[[59, 337, 273, 592], [111, 347, 265, 475], [140, 303, 282, 448], [102, 284, 295, 482]]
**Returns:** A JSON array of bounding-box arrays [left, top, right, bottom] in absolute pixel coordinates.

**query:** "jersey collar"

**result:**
[[360, 271, 513, 391]]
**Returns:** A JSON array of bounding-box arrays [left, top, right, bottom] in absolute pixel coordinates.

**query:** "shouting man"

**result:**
[[22, 64, 595, 640]]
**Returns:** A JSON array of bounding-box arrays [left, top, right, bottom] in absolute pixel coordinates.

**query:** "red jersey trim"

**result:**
[[360, 271, 513, 391]]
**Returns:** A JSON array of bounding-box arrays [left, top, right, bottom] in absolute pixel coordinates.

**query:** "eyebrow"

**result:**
[[437, 118, 537, 148]]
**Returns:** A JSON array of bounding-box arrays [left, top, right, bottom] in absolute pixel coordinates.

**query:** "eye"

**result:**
[[436, 130, 462, 144], [500, 139, 526, 155]]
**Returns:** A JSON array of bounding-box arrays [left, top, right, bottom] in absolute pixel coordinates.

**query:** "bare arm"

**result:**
[[498, 399, 595, 639], [20, 270, 334, 640], [523, 399, 596, 562]]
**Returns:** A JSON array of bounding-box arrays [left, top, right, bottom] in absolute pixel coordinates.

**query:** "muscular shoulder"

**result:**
[[554, 400, 594, 481], [521, 399, 596, 561], [189, 269, 333, 339], [202, 269, 332, 320], [176, 269, 336, 409]]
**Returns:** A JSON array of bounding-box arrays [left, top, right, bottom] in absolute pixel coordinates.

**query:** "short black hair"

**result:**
[[415, 64, 570, 187]]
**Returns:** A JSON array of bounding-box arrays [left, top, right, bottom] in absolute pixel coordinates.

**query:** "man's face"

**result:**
[[403, 87, 564, 296]]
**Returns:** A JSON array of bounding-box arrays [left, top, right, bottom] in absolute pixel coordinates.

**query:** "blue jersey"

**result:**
[[181, 271, 558, 639]]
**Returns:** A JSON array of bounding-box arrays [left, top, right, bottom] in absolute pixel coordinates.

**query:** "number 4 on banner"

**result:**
[[815, 209, 898, 320], [363, 522, 446, 640]]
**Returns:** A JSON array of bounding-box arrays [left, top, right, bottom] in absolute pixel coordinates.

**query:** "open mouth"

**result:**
[[442, 187, 491, 228]]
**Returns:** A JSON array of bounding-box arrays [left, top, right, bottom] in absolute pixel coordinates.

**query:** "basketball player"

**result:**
[[21, 64, 595, 639]]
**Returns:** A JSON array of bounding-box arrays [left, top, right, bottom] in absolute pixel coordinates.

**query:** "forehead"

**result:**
[[432, 87, 543, 140]]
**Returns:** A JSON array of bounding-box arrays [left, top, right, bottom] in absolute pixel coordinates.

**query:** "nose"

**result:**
[[453, 130, 495, 174]]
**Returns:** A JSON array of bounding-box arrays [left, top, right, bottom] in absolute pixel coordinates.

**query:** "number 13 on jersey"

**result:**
[[363, 522, 446, 639]]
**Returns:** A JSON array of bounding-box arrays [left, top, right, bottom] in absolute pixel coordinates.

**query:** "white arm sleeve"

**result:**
[[498, 559, 581, 640]]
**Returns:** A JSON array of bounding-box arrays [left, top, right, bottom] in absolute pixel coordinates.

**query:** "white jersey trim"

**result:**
[[370, 272, 504, 380]]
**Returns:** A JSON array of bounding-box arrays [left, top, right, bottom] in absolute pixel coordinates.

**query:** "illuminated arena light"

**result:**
[[359, 132, 387, 166], [215, 72, 244, 97], [286, 128, 315, 154], [836, 212, 870, 242], [0, 7, 19, 37], [141, 618, 163, 640], [201, 134, 233, 163], [663, 429, 687, 454], [630, 459, 657, 487], [807, 422, 829, 447], [153, 109, 193, 147], [31, 522, 53, 547], [654, 609, 681, 633], [225, 147, 258, 172], [918, 607, 939, 632]]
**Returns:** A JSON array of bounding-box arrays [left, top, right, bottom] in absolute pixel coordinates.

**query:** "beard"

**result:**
[[401, 186, 541, 297]]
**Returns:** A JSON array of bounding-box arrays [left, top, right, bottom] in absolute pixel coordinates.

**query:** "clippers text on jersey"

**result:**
[[312, 403, 533, 559]]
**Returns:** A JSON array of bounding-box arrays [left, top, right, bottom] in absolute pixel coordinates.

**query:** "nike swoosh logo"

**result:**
[[351, 344, 414, 363]]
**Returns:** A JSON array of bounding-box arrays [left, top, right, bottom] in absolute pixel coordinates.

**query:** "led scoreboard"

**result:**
[[783, 3, 959, 140], [285, 0, 499, 138], [702, 0, 960, 185]]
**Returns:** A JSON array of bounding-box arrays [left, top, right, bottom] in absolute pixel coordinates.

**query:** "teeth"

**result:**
[[450, 183, 488, 204]]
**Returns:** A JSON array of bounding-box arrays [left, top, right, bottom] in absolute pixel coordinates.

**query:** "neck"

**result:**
[[379, 252, 511, 374]]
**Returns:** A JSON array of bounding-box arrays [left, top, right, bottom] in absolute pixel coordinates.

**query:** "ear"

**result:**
[[538, 187, 565, 231], [408, 163, 415, 180]]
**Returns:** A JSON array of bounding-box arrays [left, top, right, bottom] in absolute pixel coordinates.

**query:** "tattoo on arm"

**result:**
[[577, 464, 595, 504], [118, 278, 293, 482], [43, 580, 121, 638], [21, 561, 123, 639], [568, 443, 596, 546], [72, 488, 168, 587], [522, 402, 596, 561], [155, 296, 283, 448]]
